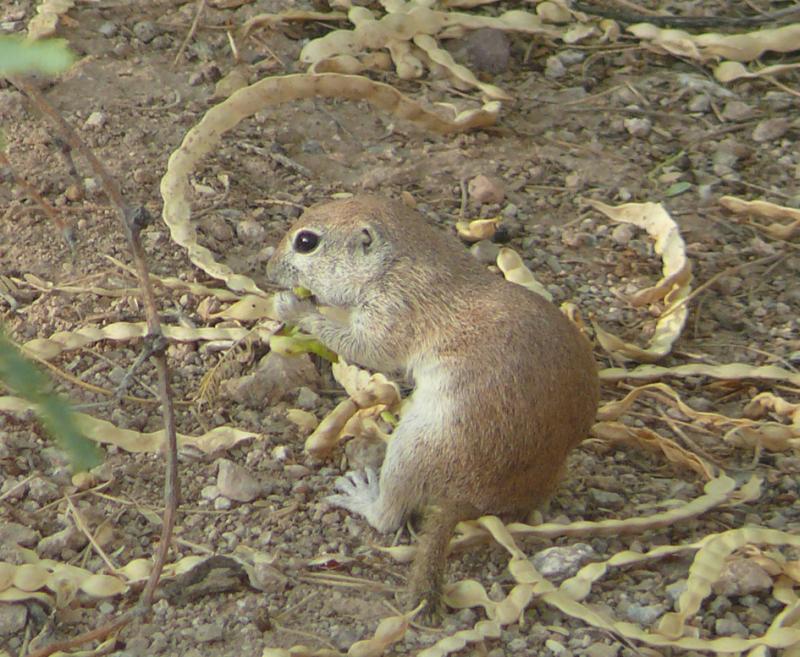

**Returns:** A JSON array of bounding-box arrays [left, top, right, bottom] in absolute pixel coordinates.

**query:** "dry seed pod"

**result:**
[[496, 247, 553, 301], [305, 399, 358, 458], [456, 218, 499, 242]]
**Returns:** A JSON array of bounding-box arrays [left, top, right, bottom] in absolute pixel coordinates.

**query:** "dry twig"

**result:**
[[9, 75, 180, 656]]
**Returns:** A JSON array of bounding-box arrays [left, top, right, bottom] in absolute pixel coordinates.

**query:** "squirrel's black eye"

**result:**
[[293, 230, 320, 254]]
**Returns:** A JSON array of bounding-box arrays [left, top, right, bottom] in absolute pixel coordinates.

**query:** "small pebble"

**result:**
[[589, 488, 625, 509], [610, 223, 636, 245], [470, 240, 500, 265], [624, 602, 665, 625], [752, 118, 790, 142], [84, 111, 107, 129], [236, 219, 266, 242], [532, 543, 596, 580], [216, 458, 262, 502], [721, 100, 755, 121], [97, 21, 118, 37], [715, 615, 748, 637], [214, 497, 232, 510], [0, 604, 27, 638], [194, 622, 224, 643], [83, 177, 100, 195], [133, 20, 159, 44], [64, 183, 83, 202], [200, 485, 220, 501], [295, 386, 320, 409], [468, 174, 505, 204], [27, 477, 60, 504], [687, 94, 710, 113], [624, 117, 652, 138], [544, 56, 566, 79], [459, 28, 511, 74]]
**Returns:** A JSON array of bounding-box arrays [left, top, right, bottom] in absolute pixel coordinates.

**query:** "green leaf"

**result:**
[[0, 35, 75, 76], [0, 329, 102, 472], [269, 331, 339, 363], [665, 181, 692, 197]]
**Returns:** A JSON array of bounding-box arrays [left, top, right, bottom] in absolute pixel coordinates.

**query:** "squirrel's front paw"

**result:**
[[273, 289, 317, 323], [327, 468, 383, 520]]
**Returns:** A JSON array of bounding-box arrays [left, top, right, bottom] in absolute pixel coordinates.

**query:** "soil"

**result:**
[[1, 1, 799, 657]]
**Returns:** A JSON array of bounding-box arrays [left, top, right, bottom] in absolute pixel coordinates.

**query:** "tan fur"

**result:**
[[267, 195, 599, 620]]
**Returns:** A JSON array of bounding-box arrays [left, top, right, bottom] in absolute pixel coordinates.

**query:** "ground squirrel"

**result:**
[[266, 195, 599, 619]]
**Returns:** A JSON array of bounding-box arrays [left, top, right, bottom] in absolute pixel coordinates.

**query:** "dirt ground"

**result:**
[[1, 1, 799, 656]]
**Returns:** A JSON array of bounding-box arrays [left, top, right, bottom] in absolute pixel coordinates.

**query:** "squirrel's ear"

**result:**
[[360, 227, 374, 253]]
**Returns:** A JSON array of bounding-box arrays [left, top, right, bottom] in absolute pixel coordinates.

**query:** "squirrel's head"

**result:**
[[267, 196, 398, 306]]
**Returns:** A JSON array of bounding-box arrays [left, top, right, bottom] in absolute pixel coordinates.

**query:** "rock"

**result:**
[[589, 488, 625, 509], [27, 476, 60, 504], [544, 55, 566, 79], [455, 608, 477, 625], [0, 522, 39, 547], [83, 177, 100, 195], [560, 50, 585, 65], [459, 28, 511, 75], [715, 614, 748, 637], [284, 464, 311, 480], [624, 602, 665, 625], [687, 94, 710, 113], [126, 635, 150, 654], [214, 497, 232, 510], [194, 622, 224, 643], [38, 525, 88, 558], [470, 239, 500, 265], [665, 579, 687, 604], [132, 20, 159, 44], [216, 458, 262, 502], [624, 117, 652, 138], [345, 435, 386, 471], [532, 543, 596, 580], [97, 21, 118, 37], [252, 561, 290, 593], [98, 601, 115, 615], [721, 100, 755, 121], [752, 118, 790, 142], [236, 219, 266, 242], [502, 203, 518, 219], [213, 66, 251, 99], [468, 174, 505, 204], [224, 351, 319, 407], [84, 111, 107, 130], [198, 215, 234, 242], [764, 91, 794, 110], [714, 275, 743, 295], [711, 137, 748, 176], [200, 485, 220, 501], [0, 603, 27, 637], [295, 386, 320, 410], [709, 595, 731, 615]]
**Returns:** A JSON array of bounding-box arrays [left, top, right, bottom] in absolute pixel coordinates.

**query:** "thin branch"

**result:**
[[173, 0, 206, 67], [10, 76, 180, 652]]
